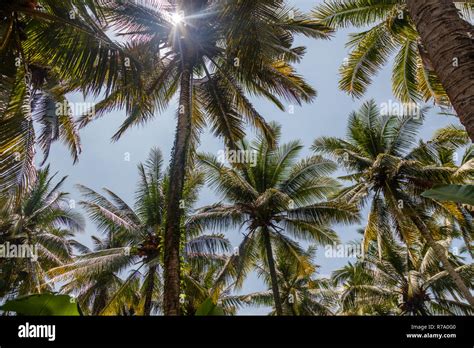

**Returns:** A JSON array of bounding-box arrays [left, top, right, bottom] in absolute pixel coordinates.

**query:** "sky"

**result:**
[[44, 0, 459, 314]]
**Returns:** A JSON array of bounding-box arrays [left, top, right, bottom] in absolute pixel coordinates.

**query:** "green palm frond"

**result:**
[[339, 22, 397, 97], [0, 72, 36, 193], [312, 0, 462, 104], [185, 235, 232, 258], [48, 247, 135, 283], [416, 56, 449, 104], [392, 39, 420, 102], [33, 91, 81, 165], [313, 0, 398, 28]]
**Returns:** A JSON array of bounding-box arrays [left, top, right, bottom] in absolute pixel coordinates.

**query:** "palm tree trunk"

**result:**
[[26, 230, 40, 293], [411, 216, 474, 307], [461, 229, 474, 259], [143, 265, 157, 316], [163, 65, 193, 316], [262, 227, 283, 315], [93, 288, 108, 315], [458, 206, 474, 259], [406, 0, 474, 141]]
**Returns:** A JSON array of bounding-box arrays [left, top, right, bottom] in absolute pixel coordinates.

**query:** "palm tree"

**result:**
[[189, 123, 359, 315], [416, 125, 474, 259], [182, 253, 250, 316], [57, 234, 142, 316], [332, 235, 474, 316], [243, 246, 337, 315], [313, 100, 474, 306], [313, 0, 474, 140], [78, 0, 332, 315], [0, 166, 85, 298], [48, 148, 231, 315], [0, 0, 139, 192]]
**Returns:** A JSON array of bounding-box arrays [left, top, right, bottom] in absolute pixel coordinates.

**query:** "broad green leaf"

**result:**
[[422, 185, 474, 205], [195, 297, 225, 316], [0, 294, 82, 316]]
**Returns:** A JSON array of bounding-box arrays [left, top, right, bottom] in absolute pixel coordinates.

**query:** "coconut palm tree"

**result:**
[[414, 125, 474, 259], [243, 246, 337, 315], [189, 123, 359, 315], [0, 166, 85, 298], [0, 0, 140, 193], [181, 253, 251, 316], [313, 0, 474, 140], [332, 235, 474, 316], [313, 100, 474, 306], [78, 0, 332, 314], [48, 148, 231, 315], [56, 234, 143, 316]]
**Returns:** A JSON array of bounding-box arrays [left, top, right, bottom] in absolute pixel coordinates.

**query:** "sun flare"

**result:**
[[171, 11, 184, 25]]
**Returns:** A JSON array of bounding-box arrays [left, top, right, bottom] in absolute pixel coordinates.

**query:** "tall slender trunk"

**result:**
[[163, 65, 193, 316], [459, 205, 474, 259], [461, 229, 474, 259], [262, 226, 283, 315], [411, 216, 474, 307], [143, 265, 157, 316], [26, 230, 40, 293], [406, 0, 474, 141], [93, 288, 108, 315]]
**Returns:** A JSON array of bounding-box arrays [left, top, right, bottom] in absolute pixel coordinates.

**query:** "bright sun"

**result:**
[[171, 12, 184, 25]]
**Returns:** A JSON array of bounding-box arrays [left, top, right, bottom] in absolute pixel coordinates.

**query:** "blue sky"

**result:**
[[44, 0, 459, 314]]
